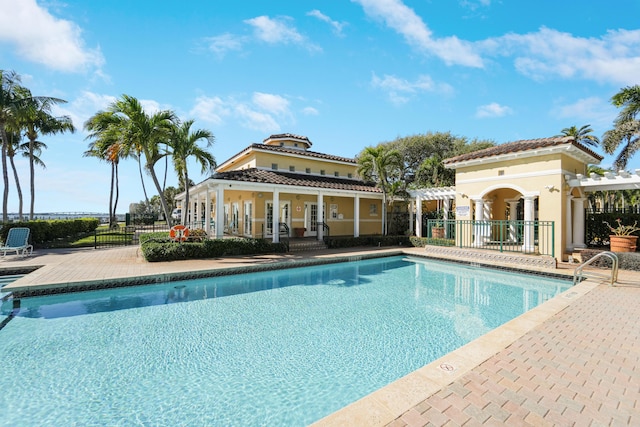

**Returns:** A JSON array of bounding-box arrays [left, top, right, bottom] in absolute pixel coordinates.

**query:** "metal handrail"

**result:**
[[317, 221, 330, 244], [573, 251, 619, 286]]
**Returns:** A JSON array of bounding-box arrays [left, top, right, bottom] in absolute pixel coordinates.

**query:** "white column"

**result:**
[[415, 196, 422, 238], [409, 199, 414, 235], [522, 196, 536, 252], [572, 197, 586, 248], [506, 199, 519, 242], [354, 195, 360, 237], [472, 198, 485, 246], [272, 189, 280, 243], [565, 195, 574, 251], [317, 192, 324, 241], [443, 198, 451, 238], [215, 186, 224, 239], [205, 188, 211, 234]]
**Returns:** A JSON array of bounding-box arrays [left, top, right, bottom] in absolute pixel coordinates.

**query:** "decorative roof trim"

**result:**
[[216, 143, 356, 171], [443, 136, 603, 169]]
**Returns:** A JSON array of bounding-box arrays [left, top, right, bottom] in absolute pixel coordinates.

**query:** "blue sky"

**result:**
[[1, 0, 639, 213]]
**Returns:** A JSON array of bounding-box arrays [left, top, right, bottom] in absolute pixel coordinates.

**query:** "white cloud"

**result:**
[[0, 0, 104, 72], [475, 102, 513, 118], [307, 10, 347, 36], [481, 27, 640, 85], [353, 0, 483, 67], [244, 15, 321, 52], [553, 97, 616, 129], [190, 96, 231, 125], [302, 106, 319, 115], [202, 33, 246, 58], [52, 91, 117, 132], [190, 92, 294, 133], [371, 73, 453, 105], [252, 92, 290, 116]]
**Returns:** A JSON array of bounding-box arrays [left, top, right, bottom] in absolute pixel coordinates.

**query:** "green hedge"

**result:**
[[0, 218, 100, 245], [326, 235, 411, 249], [140, 232, 288, 262]]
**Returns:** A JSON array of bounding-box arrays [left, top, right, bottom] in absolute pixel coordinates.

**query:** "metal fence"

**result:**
[[425, 219, 555, 257]]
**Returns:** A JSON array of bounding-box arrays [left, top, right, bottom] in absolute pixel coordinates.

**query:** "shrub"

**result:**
[[140, 234, 287, 262], [0, 218, 100, 245]]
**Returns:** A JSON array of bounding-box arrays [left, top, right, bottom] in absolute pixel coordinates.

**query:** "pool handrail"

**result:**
[[572, 251, 618, 286]]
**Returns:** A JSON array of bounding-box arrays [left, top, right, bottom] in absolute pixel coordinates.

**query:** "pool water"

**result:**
[[0, 256, 570, 426]]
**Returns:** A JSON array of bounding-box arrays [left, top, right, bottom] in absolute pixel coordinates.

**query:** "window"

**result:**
[[306, 168, 311, 174], [334, 171, 339, 177], [272, 163, 278, 170], [243, 201, 252, 235], [320, 170, 325, 176], [369, 203, 378, 216], [347, 173, 353, 178], [330, 204, 338, 219], [498, 170, 504, 176], [289, 165, 295, 172]]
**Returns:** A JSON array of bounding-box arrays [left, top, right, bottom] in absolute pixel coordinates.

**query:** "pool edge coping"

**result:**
[[310, 277, 602, 427]]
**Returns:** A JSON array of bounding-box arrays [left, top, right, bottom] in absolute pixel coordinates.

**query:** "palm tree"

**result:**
[[4, 130, 25, 219], [169, 119, 215, 224], [559, 124, 600, 147], [0, 70, 28, 221], [106, 95, 176, 222], [16, 93, 75, 219], [357, 146, 402, 235], [603, 85, 640, 170]]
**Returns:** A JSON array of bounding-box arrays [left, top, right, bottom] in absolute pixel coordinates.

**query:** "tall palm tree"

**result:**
[[357, 145, 402, 235], [4, 130, 25, 219], [169, 119, 215, 224], [83, 114, 123, 228], [559, 124, 600, 147], [107, 95, 176, 222], [16, 94, 75, 219], [0, 70, 28, 221], [603, 85, 640, 170]]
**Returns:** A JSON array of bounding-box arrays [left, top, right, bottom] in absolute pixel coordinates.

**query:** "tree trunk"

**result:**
[[9, 154, 23, 220], [147, 165, 171, 225], [113, 161, 119, 227], [0, 125, 9, 222], [137, 156, 150, 207], [183, 169, 190, 225], [108, 162, 116, 228], [29, 136, 35, 220]]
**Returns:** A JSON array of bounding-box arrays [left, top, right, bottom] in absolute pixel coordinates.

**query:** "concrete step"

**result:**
[[288, 239, 328, 252]]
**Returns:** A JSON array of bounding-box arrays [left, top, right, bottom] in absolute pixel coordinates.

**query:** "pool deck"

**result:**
[[1, 246, 639, 426]]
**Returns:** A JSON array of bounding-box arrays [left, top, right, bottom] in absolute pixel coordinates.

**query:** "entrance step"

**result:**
[[288, 239, 328, 252]]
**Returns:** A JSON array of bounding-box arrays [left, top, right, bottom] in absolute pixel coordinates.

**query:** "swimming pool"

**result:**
[[0, 255, 570, 426]]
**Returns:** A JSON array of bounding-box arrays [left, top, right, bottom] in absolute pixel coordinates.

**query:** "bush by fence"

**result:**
[[0, 218, 100, 245], [139, 232, 288, 262], [586, 211, 640, 247]]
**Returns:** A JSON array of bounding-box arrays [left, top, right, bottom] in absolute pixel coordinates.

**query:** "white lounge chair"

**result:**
[[1, 227, 33, 257]]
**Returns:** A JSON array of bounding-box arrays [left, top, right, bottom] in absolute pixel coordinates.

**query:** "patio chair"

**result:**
[[0, 227, 33, 257]]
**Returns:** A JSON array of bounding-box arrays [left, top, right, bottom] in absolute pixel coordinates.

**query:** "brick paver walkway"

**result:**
[[389, 283, 640, 426]]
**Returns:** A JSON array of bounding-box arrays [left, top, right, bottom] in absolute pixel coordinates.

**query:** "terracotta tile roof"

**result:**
[[211, 168, 382, 193], [443, 136, 603, 164], [263, 133, 312, 146], [219, 144, 356, 169]]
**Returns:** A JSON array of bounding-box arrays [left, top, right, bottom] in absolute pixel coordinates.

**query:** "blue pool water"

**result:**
[[0, 256, 570, 426]]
